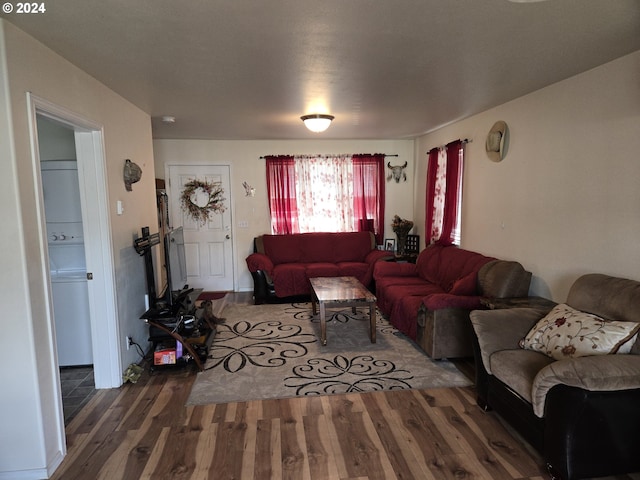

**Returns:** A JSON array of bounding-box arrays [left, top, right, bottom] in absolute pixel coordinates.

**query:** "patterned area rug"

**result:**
[[186, 302, 472, 405]]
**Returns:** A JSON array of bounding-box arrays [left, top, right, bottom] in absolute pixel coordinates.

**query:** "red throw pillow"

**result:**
[[449, 272, 477, 295]]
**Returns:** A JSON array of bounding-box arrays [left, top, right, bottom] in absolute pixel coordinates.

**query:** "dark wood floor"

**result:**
[[49, 293, 639, 480]]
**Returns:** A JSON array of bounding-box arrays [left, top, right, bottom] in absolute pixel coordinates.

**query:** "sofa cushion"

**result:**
[[416, 244, 494, 291], [301, 232, 372, 263], [373, 261, 417, 280], [471, 307, 548, 374], [336, 261, 369, 279], [377, 283, 444, 316], [422, 293, 483, 311], [490, 349, 555, 404], [262, 235, 304, 264], [271, 263, 309, 297], [375, 277, 436, 314], [521, 303, 640, 360], [305, 263, 341, 279], [375, 274, 426, 292]]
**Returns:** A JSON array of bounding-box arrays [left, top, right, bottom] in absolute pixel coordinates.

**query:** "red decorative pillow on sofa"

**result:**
[[449, 272, 478, 295]]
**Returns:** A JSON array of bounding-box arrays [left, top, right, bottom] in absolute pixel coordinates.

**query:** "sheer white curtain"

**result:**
[[429, 148, 447, 242], [295, 154, 355, 233], [426, 140, 464, 245]]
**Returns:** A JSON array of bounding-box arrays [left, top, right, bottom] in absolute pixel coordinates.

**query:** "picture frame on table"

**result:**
[[384, 238, 396, 252]]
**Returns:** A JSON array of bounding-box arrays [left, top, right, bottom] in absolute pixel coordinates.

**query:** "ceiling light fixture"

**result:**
[[161, 115, 176, 123], [301, 114, 334, 133]]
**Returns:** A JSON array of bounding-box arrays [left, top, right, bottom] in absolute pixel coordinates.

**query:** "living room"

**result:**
[[1, 2, 639, 478]]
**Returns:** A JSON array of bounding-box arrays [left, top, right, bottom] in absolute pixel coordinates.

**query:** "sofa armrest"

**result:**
[[478, 260, 532, 298], [531, 354, 640, 417], [246, 252, 274, 274], [365, 249, 394, 264], [373, 260, 417, 280], [423, 293, 483, 311], [470, 307, 545, 374]]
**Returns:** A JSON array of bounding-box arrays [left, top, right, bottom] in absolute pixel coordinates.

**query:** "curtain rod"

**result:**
[[259, 153, 398, 159], [426, 138, 472, 154]]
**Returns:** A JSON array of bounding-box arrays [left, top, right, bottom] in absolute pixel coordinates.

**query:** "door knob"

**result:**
[[226, 234, 231, 239]]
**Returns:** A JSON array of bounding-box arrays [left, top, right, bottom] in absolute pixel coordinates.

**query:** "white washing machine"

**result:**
[[51, 272, 92, 366]]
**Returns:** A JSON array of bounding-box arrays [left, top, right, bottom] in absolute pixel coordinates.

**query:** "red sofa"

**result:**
[[374, 243, 531, 358], [246, 231, 392, 304]]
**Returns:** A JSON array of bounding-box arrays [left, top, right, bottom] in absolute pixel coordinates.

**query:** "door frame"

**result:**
[[27, 94, 121, 392], [165, 162, 236, 291]]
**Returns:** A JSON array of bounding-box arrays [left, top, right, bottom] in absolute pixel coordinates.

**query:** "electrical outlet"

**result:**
[[126, 336, 132, 350]]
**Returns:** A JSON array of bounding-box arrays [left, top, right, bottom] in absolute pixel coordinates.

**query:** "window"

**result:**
[[266, 154, 385, 244], [425, 140, 464, 245]]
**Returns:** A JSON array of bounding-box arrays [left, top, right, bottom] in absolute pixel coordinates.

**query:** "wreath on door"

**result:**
[[180, 179, 226, 225]]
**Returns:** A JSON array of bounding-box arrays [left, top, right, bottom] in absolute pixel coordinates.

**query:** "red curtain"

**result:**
[[425, 140, 464, 245], [352, 154, 386, 245], [265, 155, 299, 234], [441, 140, 463, 244], [267, 154, 385, 241], [425, 147, 440, 244]]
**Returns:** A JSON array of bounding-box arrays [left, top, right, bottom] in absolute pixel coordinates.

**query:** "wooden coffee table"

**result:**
[[309, 276, 377, 346]]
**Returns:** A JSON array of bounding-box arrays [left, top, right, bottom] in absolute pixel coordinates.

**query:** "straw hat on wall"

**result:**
[[486, 121, 508, 162]]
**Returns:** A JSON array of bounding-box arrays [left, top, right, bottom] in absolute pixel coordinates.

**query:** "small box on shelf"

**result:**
[[153, 341, 183, 365]]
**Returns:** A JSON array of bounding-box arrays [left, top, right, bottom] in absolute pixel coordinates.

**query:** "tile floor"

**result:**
[[59, 366, 96, 425]]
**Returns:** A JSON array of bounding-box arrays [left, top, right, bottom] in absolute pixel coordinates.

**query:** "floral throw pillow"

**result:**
[[520, 303, 640, 360]]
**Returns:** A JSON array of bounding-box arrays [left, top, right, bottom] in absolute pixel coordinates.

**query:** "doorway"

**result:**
[[38, 117, 92, 366], [28, 95, 121, 408], [37, 115, 97, 423]]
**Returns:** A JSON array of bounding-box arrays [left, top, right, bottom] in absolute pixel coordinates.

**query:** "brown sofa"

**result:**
[[471, 273, 640, 480], [416, 259, 534, 359], [245, 231, 391, 304], [373, 244, 532, 359]]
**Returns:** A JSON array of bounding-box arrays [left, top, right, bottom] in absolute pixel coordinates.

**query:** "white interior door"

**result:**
[[168, 164, 234, 291]]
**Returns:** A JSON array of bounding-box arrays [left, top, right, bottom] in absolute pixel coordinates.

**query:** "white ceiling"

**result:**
[[3, 0, 639, 140]]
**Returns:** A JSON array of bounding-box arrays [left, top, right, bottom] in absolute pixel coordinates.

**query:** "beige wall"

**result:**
[[415, 50, 640, 301], [0, 20, 157, 477], [153, 139, 415, 292]]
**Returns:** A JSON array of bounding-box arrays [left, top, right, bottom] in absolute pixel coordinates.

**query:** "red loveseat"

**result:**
[[374, 243, 531, 359], [246, 231, 392, 304]]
